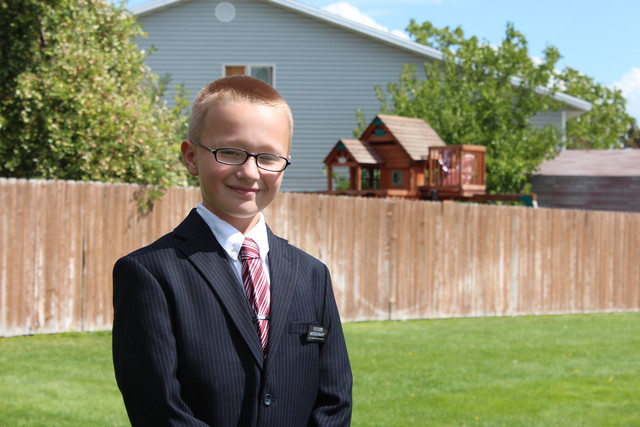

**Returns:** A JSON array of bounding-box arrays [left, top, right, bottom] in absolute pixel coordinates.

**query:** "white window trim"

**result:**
[[222, 64, 277, 87]]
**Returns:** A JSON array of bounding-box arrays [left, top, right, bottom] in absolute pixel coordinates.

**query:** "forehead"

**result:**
[[202, 103, 291, 153]]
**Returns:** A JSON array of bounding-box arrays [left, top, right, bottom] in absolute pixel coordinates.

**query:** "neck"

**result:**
[[232, 215, 260, 235]]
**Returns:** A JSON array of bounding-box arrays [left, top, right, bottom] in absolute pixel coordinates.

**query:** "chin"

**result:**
[[227, 207, 261, 220]]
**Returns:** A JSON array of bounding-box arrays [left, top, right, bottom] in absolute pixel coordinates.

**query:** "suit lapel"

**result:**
[[265, 228, 297, 361], [174, 210, 265, 367]]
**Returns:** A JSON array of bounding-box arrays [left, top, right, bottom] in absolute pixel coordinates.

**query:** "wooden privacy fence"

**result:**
[[1, 178, 639, 336]]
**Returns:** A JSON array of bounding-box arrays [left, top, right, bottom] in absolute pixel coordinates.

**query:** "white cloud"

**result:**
[[614, 67, 640, 122], [323, 2, 386, 31], [531, 56, 543, 66], [322, 2, 409, 39], [391, 29, 411, 40]]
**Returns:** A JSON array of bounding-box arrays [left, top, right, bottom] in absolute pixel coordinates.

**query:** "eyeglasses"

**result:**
[[192, 141, 291, 172]]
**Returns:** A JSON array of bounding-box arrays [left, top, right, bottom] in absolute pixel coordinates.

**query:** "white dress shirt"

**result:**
[[196, 203, 271, 285]]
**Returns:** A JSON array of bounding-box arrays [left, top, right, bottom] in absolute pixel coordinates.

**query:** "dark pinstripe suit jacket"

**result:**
[[112, 210, 352, 426]]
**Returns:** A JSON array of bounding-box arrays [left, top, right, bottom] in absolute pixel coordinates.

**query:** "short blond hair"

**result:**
[[188, 76, 294, 149]]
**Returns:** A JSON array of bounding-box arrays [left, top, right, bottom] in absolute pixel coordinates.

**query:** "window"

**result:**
[[392, 171, 403, 186], [361, 168, 380, 190], [224, 65, 274, 86]]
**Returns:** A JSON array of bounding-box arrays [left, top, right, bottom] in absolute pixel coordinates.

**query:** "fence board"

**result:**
[[1, 178, 639, 336]]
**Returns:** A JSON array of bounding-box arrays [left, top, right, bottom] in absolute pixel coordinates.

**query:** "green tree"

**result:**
[[624, 124, 640, 148], [0, 0, 190, 205], [375, 21, 563, 194], [559, 68, 635, 149]]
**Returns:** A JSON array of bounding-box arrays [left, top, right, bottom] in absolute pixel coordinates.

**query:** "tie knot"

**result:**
[[240, 237, 260, 261]]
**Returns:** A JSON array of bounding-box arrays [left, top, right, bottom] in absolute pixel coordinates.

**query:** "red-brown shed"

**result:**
[[530, 149, 640, 212]]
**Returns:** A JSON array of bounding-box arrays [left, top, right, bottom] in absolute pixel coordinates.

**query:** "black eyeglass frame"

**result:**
[[192, 140, 291, 172]]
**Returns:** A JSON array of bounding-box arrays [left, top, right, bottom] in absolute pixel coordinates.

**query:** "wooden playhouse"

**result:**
[[323, 114, 489, 201]]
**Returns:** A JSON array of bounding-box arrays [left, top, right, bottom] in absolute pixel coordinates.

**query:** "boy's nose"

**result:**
[[236, 156, 261, 179]]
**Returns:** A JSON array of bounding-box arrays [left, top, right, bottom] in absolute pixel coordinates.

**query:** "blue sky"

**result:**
[[125, 0, 640, 122]]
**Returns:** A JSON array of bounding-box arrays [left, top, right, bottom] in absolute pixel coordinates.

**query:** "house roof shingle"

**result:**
[[533, 149, 640, 177]]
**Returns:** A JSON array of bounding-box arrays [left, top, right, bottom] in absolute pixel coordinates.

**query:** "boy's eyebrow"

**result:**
[[201, 139, 287, 155]]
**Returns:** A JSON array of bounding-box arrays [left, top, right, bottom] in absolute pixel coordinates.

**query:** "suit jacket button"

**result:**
[[263, 394, 273, 407]]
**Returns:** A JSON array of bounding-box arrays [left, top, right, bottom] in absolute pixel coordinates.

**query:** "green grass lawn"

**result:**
[[1, 313, 638, 426], [0, 331, 127, 426], [347, 314, 640, 426]]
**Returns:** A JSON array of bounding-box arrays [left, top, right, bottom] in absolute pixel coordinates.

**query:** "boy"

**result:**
[[112, 76, 353, 426]]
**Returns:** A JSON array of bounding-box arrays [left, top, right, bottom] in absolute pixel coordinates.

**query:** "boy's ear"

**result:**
[[181, 139, 199, 176]]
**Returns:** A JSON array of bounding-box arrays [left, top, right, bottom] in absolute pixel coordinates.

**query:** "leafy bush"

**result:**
[[0, 0, 191, 206]]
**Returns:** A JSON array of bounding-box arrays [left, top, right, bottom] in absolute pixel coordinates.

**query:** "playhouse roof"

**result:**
[[375, 114, 446, 161], [335, 139, 384, 165]]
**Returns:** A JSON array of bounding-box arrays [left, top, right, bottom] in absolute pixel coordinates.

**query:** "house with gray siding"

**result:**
[[132, 0, 591, 191]]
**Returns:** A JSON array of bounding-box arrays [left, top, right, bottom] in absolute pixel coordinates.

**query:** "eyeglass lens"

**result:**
[[215, 148, 287, 171]]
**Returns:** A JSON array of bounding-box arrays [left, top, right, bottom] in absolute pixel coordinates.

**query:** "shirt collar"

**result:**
[[196, 203, 270, 262]]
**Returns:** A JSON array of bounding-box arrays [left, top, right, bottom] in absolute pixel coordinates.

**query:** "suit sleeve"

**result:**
[[309, 265, 353, 426], [112, 255, 208, 426]]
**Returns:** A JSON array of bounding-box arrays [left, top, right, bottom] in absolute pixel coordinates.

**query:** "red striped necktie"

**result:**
[[239, 237, 271, 354]]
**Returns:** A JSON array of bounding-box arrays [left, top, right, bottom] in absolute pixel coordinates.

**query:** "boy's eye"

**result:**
[[219, 149, 243, 158], [258, 154, 280, 164], [215, 148, 247, 165]]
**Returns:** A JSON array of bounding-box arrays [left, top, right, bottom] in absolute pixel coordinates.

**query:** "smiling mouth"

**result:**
[[228, 185, 260, 196]]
